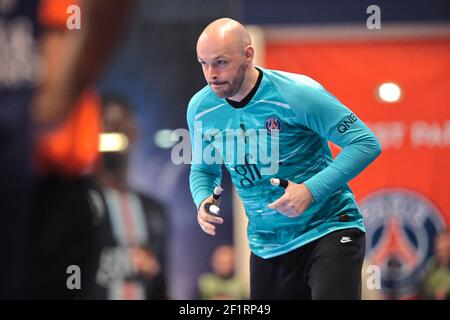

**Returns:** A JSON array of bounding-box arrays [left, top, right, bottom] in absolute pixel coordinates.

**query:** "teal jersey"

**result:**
[[187, 67, 381, 258]]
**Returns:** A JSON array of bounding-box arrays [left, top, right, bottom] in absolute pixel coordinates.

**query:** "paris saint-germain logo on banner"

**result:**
[[360, 188, 446, 299]]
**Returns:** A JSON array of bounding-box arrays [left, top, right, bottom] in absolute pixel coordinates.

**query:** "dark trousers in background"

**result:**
[[31, 176, 101, 299]]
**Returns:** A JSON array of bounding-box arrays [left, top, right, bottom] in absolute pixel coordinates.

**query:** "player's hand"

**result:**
[[268, 180, 313, 218], [198, 195, 224, 236]]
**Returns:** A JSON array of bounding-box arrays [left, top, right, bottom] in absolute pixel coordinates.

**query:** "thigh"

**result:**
[[276, 247, 312, 300], [250, 248, 311, 300], [250, 253, 280, 299], [307, 228, 366, 300]]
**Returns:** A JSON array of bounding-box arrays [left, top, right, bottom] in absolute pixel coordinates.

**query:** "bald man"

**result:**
[[187, 18, 382, 299]]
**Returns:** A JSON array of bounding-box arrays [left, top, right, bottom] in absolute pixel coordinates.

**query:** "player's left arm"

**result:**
[[299, 81, 382, 204], [269, 79, 381, 216]]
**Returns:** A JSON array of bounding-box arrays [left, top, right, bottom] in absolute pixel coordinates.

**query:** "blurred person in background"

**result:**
[[31, 0, 102, 299], [418, 230, 450, 300], [0, 0, 131, 299], [91, 95, 168, 300], [30, 0, 132, 299], [198, 244, 246, 300]]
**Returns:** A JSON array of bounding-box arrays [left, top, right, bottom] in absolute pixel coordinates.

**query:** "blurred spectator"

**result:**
[[418, 230, 450, 300], [198, 244, 247, 300], [30, 0, 132, 299], [91, 95, 168, 300]]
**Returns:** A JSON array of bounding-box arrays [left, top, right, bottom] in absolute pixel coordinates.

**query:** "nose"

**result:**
[[205, 65, 218, 82]]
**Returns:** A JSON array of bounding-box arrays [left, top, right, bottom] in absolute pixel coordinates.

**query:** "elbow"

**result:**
[[353, 135, 382, 160], [371, 137, 382, 159], [357, 135, 382, 161]]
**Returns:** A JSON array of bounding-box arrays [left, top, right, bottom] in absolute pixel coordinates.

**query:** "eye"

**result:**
[[216, 60, 227, 66]]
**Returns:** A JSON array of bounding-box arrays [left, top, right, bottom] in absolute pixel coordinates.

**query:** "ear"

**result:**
[[244, 45, 254, 62]]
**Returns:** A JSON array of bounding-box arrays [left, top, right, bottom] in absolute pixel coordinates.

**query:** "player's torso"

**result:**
[[191, 71, 363, 257], [195, 83, 330, 218]]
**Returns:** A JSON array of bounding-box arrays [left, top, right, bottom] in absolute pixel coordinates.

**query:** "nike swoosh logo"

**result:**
[[340, 237, 352, 243]]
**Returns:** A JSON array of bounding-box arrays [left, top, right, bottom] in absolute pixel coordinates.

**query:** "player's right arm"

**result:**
[[187, 96, 223, 235], [197, 196, 223, 236]]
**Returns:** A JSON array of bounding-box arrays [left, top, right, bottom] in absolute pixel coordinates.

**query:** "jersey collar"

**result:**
[[226, 67, 263, 109]]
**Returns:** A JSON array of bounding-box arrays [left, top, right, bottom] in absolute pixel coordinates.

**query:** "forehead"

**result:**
[[197, 37, 238, 60]]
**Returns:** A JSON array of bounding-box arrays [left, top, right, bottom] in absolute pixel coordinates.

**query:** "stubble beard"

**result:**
[[211, 63, 247, 99]]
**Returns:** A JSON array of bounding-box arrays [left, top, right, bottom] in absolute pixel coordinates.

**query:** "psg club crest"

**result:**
[[264, 116, 282, 135], [360, 188, 446, 299]]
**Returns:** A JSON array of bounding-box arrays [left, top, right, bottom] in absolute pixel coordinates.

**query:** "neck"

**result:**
[[228, 64, 259, 101]]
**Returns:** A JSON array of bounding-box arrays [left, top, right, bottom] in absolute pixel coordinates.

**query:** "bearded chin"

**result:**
[[210, 85, 230, 98]]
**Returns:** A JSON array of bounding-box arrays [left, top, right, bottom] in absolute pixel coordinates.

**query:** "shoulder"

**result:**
[[189, 85, 210, 107], [187, 85, 217, 118], [261, 67, 329, 107], [261, 67, 324, 92], [261, 67, 332, 112]]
